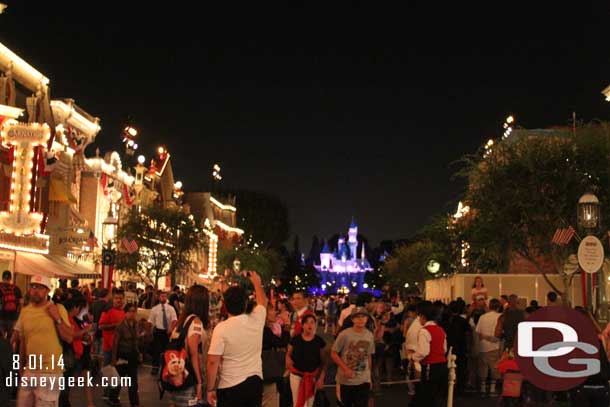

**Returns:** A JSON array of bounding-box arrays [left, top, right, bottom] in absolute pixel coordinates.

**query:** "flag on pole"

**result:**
[[552, 226, 575, 246], [101, 249, 115, 290]]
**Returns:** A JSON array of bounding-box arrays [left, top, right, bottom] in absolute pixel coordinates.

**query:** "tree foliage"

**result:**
[[116, 205, 203, 287], [229, 190, 290, 249], [458, 123, 610, 296], [217, 242, 285, 284], [384, 239, 452, 289]]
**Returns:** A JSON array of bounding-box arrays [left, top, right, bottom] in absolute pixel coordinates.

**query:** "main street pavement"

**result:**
[[8, 327, 499, 407], [7, 366, 500, 407]]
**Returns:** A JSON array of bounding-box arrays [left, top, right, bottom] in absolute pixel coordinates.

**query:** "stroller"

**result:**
[[496, 351, 555, 407]]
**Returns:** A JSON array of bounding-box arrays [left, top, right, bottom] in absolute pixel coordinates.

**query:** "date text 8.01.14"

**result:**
[[13, 354, 65, 371]]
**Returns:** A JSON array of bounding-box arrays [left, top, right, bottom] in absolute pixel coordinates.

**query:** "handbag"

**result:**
[[262, 348, 285, 381], [502, 371, 523, 398]]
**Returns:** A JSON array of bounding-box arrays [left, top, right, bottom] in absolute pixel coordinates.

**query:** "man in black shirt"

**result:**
[[138, 285, 156, 309]]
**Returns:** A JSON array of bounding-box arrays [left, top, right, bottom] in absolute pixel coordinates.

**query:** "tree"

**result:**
[[116, 205, 203, 288], [306, 235, 321, 267], [228, 190, 290, 249], [384, 239, 452, 290], [217, 242, 285, 284], [457, 123, 610, 300]]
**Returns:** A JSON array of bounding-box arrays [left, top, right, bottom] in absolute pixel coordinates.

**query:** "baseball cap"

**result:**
[[351, 306, 370, 318], [30, 275, 51, 290]]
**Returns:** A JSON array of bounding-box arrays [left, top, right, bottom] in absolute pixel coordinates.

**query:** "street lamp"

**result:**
[[578, 192, 600, 231], [233, 258, 241, 274], [123, 126, 139, 157], [577, 192, 606, 320], [101, 207, 118, 290]]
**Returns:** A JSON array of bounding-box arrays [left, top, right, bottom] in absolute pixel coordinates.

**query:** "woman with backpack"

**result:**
[[163, 285, 209, 407]]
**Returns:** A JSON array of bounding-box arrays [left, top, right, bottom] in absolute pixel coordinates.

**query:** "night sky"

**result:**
[[2, 2, 609, 246]]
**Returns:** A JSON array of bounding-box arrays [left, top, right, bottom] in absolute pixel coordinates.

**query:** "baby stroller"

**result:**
[[496, 351, 555, 407]]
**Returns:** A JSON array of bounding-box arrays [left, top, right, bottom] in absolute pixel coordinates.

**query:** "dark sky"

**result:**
[[2, 2, 609, 246]]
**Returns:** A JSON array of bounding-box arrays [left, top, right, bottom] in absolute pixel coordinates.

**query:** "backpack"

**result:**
[[0, 284, 17, 313], [158, 315, 197, 397]]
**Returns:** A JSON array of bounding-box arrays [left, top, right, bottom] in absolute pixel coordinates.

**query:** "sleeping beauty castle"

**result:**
[[315, 219, 373, 293]]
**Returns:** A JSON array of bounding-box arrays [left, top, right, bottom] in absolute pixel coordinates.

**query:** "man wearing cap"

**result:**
[[14, 275, 73, 406], [331, 306, 375, 407]]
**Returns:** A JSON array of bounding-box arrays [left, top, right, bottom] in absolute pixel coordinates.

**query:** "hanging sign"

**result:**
[[577, 235, 604, 274]]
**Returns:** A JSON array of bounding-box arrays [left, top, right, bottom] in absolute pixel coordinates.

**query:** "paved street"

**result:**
[[6, 366, 499, 407], [8, 327, 501, 407]]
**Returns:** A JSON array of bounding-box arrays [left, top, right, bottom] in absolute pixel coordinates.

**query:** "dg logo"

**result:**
[[515, 306, 600, 391]]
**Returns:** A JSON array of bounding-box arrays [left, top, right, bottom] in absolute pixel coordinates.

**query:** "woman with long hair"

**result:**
[[471, 276, 488, 304], [166, 284, 210, 407]]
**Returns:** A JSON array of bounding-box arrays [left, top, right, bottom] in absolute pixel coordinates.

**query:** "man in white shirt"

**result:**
[[338, 296, 356, 329], [207, 271, 267, 407], [148, 291, 177, 374], [475, 298, 502, 396]]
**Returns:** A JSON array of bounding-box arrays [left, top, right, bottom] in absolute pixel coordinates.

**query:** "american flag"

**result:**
[[552, 226, 576, 246], [121, 237, 139, 254], [101, 248, 115, 290]]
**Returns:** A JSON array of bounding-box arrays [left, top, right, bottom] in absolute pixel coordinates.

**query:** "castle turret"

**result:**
[[320, 243, 331, 270], [348, 217, 358, 260]]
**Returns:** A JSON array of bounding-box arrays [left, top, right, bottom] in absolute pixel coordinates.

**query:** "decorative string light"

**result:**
[[0, 121, 50, 236]]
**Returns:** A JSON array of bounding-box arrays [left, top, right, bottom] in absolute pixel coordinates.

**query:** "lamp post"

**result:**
[[101, 206, 118, 290], [577, 192, 606, 321]]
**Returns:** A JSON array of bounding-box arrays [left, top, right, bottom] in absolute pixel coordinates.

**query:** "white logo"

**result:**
[[517, 321, 599, 378]]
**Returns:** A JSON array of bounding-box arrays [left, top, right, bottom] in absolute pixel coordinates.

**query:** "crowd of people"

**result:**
[[1, 271, 610, 407]]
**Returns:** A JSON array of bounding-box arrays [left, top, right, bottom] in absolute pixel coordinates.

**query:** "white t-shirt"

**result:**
[[168, 315, 205, 343], [208, 304, 266, 389], [405, 317, 422, 351], [475, 311, 501, 353], [338, 304, 355, 328]]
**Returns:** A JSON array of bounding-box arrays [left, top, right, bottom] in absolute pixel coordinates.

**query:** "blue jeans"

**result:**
[[103, 351, 114, 397], [103, 350, 113, 366]]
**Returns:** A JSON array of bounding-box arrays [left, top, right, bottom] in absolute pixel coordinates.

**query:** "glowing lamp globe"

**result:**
[[427, 260, 440, 275], [577, 192, 600, 231]]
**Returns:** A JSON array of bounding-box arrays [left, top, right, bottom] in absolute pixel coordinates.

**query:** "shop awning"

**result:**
[[45, 255, 99, 279], [15, 251, 72, 278]]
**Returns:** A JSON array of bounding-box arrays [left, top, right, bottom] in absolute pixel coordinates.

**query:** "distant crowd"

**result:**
[[0, 273, 609, 407]]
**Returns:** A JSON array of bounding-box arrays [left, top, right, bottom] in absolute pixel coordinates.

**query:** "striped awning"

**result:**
[[45, 255, 99, 279], [15, 251, 72, 278]]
